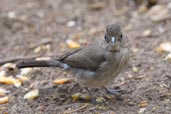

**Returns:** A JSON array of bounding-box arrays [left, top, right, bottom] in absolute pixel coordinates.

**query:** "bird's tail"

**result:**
[[16, 60, 69, 69]]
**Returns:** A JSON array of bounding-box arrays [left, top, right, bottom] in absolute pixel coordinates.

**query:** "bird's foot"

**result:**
[[84, 87, 97, 105], [90, 97, 97, 105], [105, 88, 124, 94]]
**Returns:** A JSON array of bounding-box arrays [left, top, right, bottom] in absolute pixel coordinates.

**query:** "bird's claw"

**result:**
[[105, 88, 124, 94]]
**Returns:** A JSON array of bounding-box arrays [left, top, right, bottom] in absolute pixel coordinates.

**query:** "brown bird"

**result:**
[[16, 24, 129, 104]]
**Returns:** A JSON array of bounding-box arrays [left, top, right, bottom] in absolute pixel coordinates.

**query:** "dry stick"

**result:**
[[28, 39, 53, 49], [63, 104, 89, 114], [0, 55, 42, 65]]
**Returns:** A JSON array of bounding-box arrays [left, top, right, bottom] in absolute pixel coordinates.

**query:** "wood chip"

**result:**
[[13, 79, 22, 88], [23, 89, 39, 100], [135, 75, 147, 79], [16, 75, 30, 82], [89, 2, 105, 10], [156, 42, 171, 53], [0, 96, 9, 104], [65, 39, 80, 49], [0, 88, 10, 96], [53, 78, 73, 85], [0, 76, 15, 85], [139, 101, 148, 107], [20, 68, 33, 75]]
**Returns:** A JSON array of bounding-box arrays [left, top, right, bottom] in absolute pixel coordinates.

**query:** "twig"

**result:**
[[28, 39, 53, 49], [0, 55, 42, 65], [63, 104, 89, 114]]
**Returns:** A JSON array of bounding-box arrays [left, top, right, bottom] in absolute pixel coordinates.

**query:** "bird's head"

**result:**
[[103, 24, 127, 51]]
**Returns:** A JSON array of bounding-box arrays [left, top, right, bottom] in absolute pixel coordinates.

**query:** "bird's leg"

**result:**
[[104, 87, 124, 94], [84, 87, 96, 104]]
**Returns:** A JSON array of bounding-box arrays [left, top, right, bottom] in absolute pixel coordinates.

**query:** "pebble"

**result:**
[[148, 5, 170, 22], [66, 21, 76, 27]]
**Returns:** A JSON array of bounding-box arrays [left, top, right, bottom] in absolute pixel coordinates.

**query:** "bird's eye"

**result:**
[[104, 35, 107, 41], [120, 33, 122, 38]]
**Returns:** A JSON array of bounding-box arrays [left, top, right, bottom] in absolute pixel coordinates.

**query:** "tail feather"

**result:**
[[16, 60, 66, 68]]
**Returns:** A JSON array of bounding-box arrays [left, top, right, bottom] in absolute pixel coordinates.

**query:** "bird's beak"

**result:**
[[111, 37, 115, 44]]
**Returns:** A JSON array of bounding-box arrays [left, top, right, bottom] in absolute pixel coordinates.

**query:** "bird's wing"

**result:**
[[59, 43, 106, 71]]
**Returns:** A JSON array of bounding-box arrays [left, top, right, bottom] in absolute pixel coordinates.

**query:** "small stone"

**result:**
[[156, 42, 171, 53], [142, 29, 152, 37], [127, 74, 133, 79], [20, 68, 33, 75], [148, 5, 170, 22], [158, 26, 165, 33], [71, 93, 81, 101], [168, 2, 171, 9], [131, 48, 139, 53], [132, 67, 139, 73], [96, 97, 106, 103], [165, 53, 171, 62], [80, 94, 91, 101], [149, 67, 155, 71], [66, 21, 75, 27], [7, 11, 16, 19], [138, 5, 148, 13], [138, 108, 147, 113]]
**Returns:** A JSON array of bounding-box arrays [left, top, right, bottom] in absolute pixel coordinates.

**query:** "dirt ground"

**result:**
[[0, 0, 171, 114]]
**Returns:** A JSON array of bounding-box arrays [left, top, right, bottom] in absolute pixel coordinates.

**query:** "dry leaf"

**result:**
[[23, 89, 39, 100], [0, 96, 9, 104], [66, 39, 80, 49], [53, 78, 73, 85]]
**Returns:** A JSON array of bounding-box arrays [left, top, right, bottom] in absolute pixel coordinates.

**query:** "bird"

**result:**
[[16, 24, 129, 104]]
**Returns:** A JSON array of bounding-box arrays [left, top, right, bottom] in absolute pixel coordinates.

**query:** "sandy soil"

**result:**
[[0, 0, 171, 114]]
